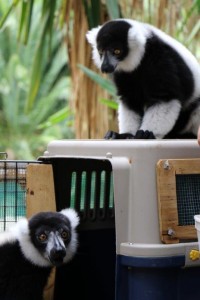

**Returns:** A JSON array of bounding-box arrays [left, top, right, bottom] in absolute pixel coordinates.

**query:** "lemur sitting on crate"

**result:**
[[0, 208, 79, 300], [86, 19, 200, 139]]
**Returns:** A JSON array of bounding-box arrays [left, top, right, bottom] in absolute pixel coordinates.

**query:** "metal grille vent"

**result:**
[[176, 174, 200, 226], [0, 161, 28, 231]]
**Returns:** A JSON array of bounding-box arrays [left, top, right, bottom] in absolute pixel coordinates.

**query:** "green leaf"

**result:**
[[45, 0, 57, 56], [105, 0, 120, 19], [38, 107, 72, 129], [99, 98, 118, 110], [17, 0, 34, 44], [25, 11, 49, 113], [23, 0, 34, 44], [186, 19, 200, 44], [195, 0, 200, 13], [83, 0, 101, 28], [78, 64, 116, 97], [0, 0, 20, 29], [17, 1, 28, 42]]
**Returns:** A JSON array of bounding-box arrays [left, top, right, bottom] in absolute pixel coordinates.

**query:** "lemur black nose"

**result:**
[[51, 248, 66, 259], [101, 63, 115, 73], [50, 248, 66, 265]]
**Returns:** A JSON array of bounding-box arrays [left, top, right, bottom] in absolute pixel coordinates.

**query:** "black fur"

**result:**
[[113, 34, 194, 114], [97, 20, 131, 61], [0, 241, 51, 300]]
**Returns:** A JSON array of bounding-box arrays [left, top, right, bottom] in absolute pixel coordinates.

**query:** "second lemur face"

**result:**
[[87, 20, 131, 73], [17, 208, 79, 267], [29, 211, 74, 266]]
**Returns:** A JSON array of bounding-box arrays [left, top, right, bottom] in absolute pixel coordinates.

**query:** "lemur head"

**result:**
[[15, 208, 79, 267], [86, 19, 148, 73]]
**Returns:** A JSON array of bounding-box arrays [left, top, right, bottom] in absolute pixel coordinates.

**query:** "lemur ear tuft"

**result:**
[[86, 26, 101, 45], [60, 208, 80, 229]]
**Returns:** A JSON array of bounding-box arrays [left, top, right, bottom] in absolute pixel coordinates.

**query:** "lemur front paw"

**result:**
[[134, 130, 155, 139], [104, 131, 134, 140]]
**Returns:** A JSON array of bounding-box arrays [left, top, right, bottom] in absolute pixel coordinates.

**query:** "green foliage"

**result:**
[[83, 0, 120, 29], [83, 0, 101, 28], [105, 0, 121, 19], [99, 98, 118, 110], [78, 64, 118, 110], [78, 64, 116, 97], [0, 1, 73, 159]]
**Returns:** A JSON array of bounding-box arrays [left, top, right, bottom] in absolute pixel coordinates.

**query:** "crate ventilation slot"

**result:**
[[41, 157, 115, 230]]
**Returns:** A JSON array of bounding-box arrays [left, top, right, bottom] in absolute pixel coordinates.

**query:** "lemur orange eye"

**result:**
[[61, 231, 69, 241], [114, 49, 121, 55], [38, 233, 47, 242]]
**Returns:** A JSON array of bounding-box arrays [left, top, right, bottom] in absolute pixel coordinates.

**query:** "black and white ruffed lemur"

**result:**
[[0, 208, 79, 300], [87, 19, 200, 139]]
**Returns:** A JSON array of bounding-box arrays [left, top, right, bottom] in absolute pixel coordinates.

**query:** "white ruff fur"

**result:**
[[118, 102, 141, 134], [86, 26, 102, 69], [14, 218, 51, 267], [1, 208, 79, 267], [59, 208, 79, 262], [117, 20, 149, 72], [140, 100, 182, 139]]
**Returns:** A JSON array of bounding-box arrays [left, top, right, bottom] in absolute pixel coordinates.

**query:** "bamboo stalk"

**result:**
[[65, 0, 117, 139]]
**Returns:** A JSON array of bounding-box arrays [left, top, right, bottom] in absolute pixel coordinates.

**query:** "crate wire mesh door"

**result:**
[[0, 161, 28, 231]]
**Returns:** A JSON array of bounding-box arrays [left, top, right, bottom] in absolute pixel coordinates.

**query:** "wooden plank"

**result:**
[[169, 159, 200, 174], [26, 164, 56, 300], [174, 225, 197, 239], [26, 164, 56, 216], [157, 160, 179, 243]]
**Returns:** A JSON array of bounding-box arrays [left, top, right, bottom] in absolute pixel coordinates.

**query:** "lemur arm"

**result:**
[[105, 100, 182, 140], [104, 102, 141, 139], [140, 100, 181, 139]]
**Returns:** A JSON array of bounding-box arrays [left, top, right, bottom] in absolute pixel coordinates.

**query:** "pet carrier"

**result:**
[[42, 139, 200, 300], [1, 138, 200, 300]]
